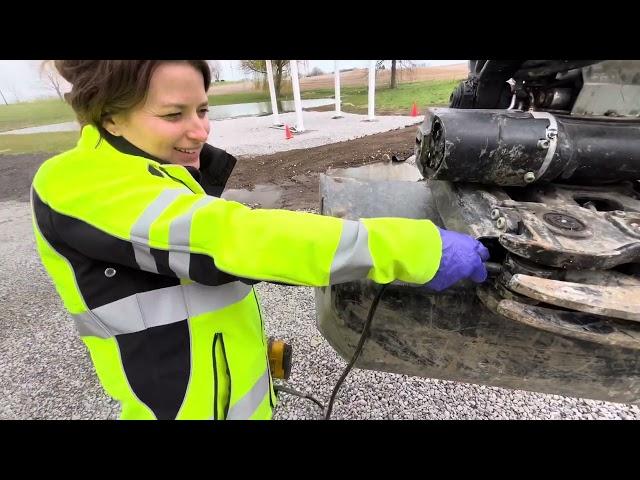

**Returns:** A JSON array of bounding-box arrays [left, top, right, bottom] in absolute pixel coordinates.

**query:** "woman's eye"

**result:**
[[198, 108, 210, 117], [163, 112, 181, 120]]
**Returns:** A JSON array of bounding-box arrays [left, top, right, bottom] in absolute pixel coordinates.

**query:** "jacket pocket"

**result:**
[[212, 333, 231, 420]]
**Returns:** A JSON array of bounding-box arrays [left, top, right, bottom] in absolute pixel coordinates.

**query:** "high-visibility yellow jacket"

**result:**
[[30, 124, 442, 420]]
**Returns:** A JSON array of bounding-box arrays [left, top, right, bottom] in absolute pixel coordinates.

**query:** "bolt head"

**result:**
[[524, 172, 536, 183], [496, 217, 506, 230], [490, 208, 501, 220], [615, 210, 626, 217]]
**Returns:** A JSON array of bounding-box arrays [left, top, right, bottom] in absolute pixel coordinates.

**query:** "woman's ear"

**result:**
[[102, 115, 122, 137]]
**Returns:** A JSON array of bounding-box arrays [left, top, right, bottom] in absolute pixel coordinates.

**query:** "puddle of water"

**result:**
[[221, 184, 283, 208], [210, 98, 334, 120], [327, 161, 423, 182]]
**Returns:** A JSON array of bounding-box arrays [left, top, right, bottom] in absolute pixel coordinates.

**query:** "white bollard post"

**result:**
[[290, 60, 305, 132], [265, 60, 282, 126], [333, 60, 342, 119], [368, 60, 376, 121]]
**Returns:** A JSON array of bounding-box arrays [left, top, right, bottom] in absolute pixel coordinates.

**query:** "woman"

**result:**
[[31, 60, 489, 420]]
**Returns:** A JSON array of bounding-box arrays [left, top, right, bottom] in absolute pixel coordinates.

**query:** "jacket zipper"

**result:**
[[212, 333, 220, 420], [218, 334, 231, 420]]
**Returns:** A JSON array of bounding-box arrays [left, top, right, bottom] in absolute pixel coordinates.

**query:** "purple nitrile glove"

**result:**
[[425, 227, 490, 292]]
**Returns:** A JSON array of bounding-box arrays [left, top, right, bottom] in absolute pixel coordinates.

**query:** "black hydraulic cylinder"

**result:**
[[415, 108, 640, 186]]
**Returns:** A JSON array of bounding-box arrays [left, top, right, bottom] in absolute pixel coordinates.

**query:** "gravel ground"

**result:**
[[0, 201, 119, 419], [3, 200, 640, 420], [209, 111, 422, 157]]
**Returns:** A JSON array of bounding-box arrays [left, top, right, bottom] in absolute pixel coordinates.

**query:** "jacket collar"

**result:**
[[98, 126, 166, 164], [84, 125, 237, 196]]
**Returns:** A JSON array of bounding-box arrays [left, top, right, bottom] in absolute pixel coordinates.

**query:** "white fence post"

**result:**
[[290, 60, 305, 132], [368, 60, 376, 121], [333, 60, 342, 119], [265, 60, 282, 126]]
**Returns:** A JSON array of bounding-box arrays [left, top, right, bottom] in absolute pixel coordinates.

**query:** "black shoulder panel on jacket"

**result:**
[[198, 144, 237, 197], [32, 189, 179, 309]]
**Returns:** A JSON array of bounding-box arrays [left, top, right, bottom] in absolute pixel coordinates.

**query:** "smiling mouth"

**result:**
[[174, 147, 199, 154]]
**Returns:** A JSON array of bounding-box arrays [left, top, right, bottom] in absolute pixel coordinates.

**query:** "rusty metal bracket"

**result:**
[[497, 299, 640, 350], [508, 274, 640, 322], [495, 184, 640, 269], [430, 181, 640, 269], [477, 284, 640, 350]]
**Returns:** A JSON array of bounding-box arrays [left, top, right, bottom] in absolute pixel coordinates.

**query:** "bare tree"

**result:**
[[208, 60, 222, 82], [377, 60, 416, 89], [0, 87, 8, 105], [240, 60, 290, 97], [39, 60, 66, 101]]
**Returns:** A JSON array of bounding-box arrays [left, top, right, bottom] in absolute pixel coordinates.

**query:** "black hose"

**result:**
[[274, 384, 325, 410], [324, 283, 389, 420]]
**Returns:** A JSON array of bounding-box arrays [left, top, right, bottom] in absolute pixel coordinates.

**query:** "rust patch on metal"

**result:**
[[508, 274, 640, 322]]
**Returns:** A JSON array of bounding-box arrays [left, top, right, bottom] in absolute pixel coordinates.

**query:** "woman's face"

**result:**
[[105, 62, 211, 168]]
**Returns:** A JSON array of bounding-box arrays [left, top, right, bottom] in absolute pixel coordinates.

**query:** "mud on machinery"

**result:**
[[314, 60, 640, 406]]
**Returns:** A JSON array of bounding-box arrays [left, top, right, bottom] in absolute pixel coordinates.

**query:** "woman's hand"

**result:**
[[425, 227, 490, 291]]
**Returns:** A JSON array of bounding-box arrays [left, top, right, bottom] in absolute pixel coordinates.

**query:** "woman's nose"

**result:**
[[187, 118, 210, 142]]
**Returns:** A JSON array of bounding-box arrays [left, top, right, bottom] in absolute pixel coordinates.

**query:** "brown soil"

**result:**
[[0, 152, 48, 202], [0, 126, 418, 210], [227, 126, 417, 210]]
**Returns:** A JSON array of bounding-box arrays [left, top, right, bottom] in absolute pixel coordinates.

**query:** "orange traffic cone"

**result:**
[[411, 102, 419, 117], [285, 124, 293, 140]]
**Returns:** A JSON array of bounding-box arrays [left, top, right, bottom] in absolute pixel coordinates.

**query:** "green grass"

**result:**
[[0, 131, 80, 155], [208, 90, 273, 106], [0, 99, 76, 133], [207, 79, 459, 111], [347, 79, 458, 110]]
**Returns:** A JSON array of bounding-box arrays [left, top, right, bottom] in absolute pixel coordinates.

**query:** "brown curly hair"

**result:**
[[54, 60, 211, 128]]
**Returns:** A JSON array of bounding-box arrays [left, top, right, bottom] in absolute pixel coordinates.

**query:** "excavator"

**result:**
[[314, 60, 640, 407]]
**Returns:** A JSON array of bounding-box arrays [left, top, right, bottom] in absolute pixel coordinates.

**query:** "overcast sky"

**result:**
[[0, 60, 466, 104]]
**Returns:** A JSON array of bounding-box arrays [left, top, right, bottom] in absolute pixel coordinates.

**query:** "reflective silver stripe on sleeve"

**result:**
[[72, 311, 112, 338], [133, 246, 158, 274], [225, 368, 270, 420], [168, 196, 217, 278], [130, 189, 190, 273], [329, 220, 373, 284], [71, 281, 252, 338]]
